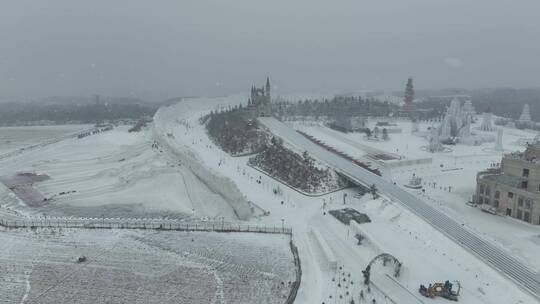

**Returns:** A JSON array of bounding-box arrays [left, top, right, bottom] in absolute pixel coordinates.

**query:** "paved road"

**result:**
[[259, 117, 540, 301]]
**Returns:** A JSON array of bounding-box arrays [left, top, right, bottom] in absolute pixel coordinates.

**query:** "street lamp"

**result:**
[[281, 218, 285, 233]]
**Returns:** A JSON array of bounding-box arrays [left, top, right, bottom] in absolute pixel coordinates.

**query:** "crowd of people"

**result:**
[[248, 137, 344, 193]]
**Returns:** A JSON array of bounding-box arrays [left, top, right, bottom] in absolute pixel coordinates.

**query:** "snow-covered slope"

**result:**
[[153, 97, 253, 220], [0, 126, 239, 220]]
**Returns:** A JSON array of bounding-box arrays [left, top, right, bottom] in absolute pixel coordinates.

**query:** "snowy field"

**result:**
[[1, 96, 538, 303], [296, 120, 540, 273], [0, 228, 295, 304], [154, 97, 539, 303], [0, 125, 91, 155], [0, 126, 240, 220]]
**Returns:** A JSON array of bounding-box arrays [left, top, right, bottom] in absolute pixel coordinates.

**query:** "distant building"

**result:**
[[517, 104, 533, 128], [475, 139, 540, 225], [403, 77, 414, 111], [247, 77, 272, 117], [333, 113, 367, 132]]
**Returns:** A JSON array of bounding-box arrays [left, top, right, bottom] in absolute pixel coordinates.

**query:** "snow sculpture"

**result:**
[[462, 100, 476, 120], [458, 116, 471, 139], [480, 112, 494, 131], [411, 120, 419, 133], [440, 115, 452, 139], [437, 98, 475, 141], [404, 174, 423, 189], [518, 104, 532, 126], [430, 98, 492, 147], [494, 129, 503, 151], [428, 127, 445, 152]]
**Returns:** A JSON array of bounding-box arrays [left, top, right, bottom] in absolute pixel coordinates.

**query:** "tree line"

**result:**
[[0, 99, 158, 126]]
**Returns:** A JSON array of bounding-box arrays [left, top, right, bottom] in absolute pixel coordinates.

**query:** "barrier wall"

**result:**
[[308, 227, 338, 271], [372, 157, 433, 169], [285, 240, 302, 304]]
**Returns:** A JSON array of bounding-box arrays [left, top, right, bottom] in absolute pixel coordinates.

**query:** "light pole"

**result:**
[[281, 218, 285, 233], [220, 216, 225, 230]]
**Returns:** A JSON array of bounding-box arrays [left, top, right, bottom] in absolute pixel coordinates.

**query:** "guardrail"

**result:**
[[0, 217, 292, 235]]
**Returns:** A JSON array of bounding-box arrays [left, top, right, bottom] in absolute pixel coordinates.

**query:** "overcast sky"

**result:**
[[1, 0, 540, 100]]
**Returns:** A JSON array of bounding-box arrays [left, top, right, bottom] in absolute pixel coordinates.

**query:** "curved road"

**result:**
[[259, 117, 540, 301]]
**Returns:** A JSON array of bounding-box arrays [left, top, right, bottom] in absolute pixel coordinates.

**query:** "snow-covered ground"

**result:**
[[0, 227, 294, 304], [0, 125, 91, 155], [296, 120, 540, 274], [1, 97, 539, 303], [154, 97, 539, 303], [0, 125, 239, 220]]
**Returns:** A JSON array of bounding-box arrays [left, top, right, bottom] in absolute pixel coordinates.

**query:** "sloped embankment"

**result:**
[[153, 105, 252, 220]]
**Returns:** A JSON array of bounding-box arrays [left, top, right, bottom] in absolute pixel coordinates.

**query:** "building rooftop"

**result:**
[[504, 146, 540, 164], [480, 173, 522, 188]]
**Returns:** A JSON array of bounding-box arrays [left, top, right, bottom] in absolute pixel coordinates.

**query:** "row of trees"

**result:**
[[365, 127, 389, 140], [0, 100, 157, 125], [205, 108, 267, 156], [273, 96, 397, 119]]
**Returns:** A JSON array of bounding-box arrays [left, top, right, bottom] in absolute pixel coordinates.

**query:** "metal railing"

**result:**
[[0, 217, 292, 235]]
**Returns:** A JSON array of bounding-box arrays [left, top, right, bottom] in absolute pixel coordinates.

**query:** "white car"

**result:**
[[465, 201, 477, 207], [481, 204, 498, 215]]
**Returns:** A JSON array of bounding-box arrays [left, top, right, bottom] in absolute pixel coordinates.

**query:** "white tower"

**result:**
[[518, 104, 532, 124], [480, 112, 494, 131], [494, 129, 503, 151], [462, 100, 476, 121], [428, 126, 444, 152], [411, 120, 419, 133]]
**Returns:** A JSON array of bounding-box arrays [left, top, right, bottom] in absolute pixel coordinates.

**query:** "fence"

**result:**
[[286, 240, 302, 304], [0, 217, 292, 235]]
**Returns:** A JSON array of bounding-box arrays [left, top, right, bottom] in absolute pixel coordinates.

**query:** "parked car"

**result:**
[[481, 204, 497, 215], [466, 201, 477, 207]]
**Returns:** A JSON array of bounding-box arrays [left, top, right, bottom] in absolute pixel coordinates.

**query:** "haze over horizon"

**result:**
[[1, 0, 540, 101]]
